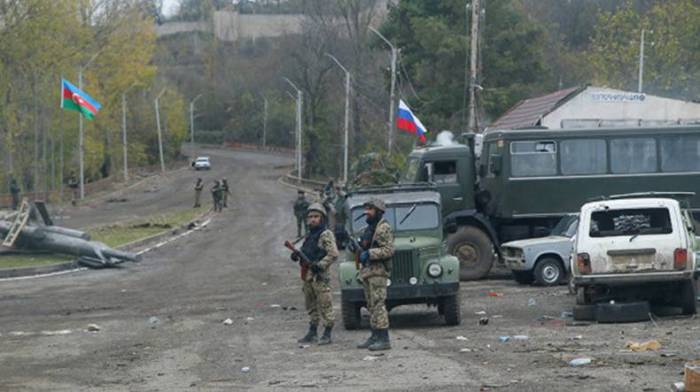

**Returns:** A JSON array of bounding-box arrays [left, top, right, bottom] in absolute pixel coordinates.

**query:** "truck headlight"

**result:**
[[427, 263, 443, 278]]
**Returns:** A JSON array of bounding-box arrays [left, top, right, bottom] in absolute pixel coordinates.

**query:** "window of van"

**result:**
[[660, 135, 700, 172], [610, 138, 657, 173], [433, 161, 458, 184], [560, 139, 607, 175], [589, 208, 672, 237], [510, 141, 557, 177]]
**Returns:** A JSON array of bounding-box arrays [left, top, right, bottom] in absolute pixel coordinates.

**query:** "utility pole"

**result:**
[[325, 53, 351, 184], [283, 77, 303, 178], [154, 88, 167, 173], [638, 29, 645, 93], [190, 94, 203, 145], [370, 26, 398, 153], [262, 95, 268, 149], [77, 49, 103, 200], [467, 0, 480, 133]]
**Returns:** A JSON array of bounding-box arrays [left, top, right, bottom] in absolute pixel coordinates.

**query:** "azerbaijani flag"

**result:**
[[61, 79, 102, 120], [396, 99, 428, 143]]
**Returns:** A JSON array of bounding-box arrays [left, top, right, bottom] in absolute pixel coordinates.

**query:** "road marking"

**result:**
[[0, 267, 88, 282]]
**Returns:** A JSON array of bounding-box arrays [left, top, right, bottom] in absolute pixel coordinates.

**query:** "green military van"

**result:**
[[338, 184, 461, 329], [402, 126, 700, 280]]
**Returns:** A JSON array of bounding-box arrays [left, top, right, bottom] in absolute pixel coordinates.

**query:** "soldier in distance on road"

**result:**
[[193, 178, 204, 208], [67, 172, 79, 206], [356, 198, 394, 351], [211, 180, 223, 213], [293, 190, 310, 237], [292, 203, 338, 345], [9, 177, 20, 211], [221, 179, 231, 208]]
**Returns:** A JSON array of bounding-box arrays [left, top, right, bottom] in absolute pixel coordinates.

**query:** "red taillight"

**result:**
[[577, 253, 591, 274], [674, 248, 688, 270]]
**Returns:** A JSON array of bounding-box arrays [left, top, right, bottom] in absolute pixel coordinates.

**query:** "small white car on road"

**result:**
[[572, 194, 697, 319], [193, 156, 211, 170]]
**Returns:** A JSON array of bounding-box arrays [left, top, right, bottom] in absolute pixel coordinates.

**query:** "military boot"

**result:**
[[297, 323, 318, 343], [368, 329, 391, 351], [356, 328, 376, 349], [318, 326, 332, 345]]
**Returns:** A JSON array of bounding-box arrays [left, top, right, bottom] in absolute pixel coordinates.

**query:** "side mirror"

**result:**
[[445, 222, 458, 234], [489, 154, 502, 174]]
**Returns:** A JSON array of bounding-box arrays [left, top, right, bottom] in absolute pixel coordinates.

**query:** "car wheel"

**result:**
[[442, 294, 461, 326], [576, 286, 589, 305], [446, 226, 494, 281], [680, 280, 697, 315], [341, 300, 361, 330], [534, 257, 564, 286], [595, 301, 650, 323], [511, 270, 534, 285]]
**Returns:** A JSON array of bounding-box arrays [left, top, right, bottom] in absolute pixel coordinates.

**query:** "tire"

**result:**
[[573, 304, 595, 321], [511, 270, 534, 285], [595, 301, 650, 323], [341, 300, 361, 330], [446, 226, 494, 281], [680, 280, 697, 315], [442, 294, 461, 326], [533, 257, 564, 286], [576, 286, 589, 305]]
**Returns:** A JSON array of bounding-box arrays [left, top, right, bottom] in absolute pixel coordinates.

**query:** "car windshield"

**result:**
[[196, 158, 209, 161], [551, 215, 578, 238], [350, 203, 439, 234], [589, 207, 672, 237]]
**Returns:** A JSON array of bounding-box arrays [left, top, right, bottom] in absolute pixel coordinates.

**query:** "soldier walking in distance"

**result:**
[[67, 172, 79, 206], [292, 203, 338, 345], [221, 179, 231, 208], [293, 190, 310, 237], [357, 198, 394, 351], [211, 180, 223, 212], [193, 178, 204, 208], [9, 177, 20, 211]]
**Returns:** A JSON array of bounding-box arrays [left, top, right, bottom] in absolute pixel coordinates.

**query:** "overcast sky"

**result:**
[[162, 0, 179, 17]]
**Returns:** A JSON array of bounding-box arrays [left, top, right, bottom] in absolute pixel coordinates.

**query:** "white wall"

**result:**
[[542, 86, 700, 129]]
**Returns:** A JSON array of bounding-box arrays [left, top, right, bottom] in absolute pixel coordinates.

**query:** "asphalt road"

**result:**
[[0, 148, 696, 391]]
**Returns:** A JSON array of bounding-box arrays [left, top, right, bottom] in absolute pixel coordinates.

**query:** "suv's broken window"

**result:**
[[590, 208, 672, 237]]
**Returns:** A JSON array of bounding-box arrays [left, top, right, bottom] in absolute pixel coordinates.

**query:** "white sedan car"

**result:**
[[193, 156, 211, 170]]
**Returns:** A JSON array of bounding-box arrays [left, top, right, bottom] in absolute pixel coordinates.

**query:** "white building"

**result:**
[[489, 85, 700, 130]]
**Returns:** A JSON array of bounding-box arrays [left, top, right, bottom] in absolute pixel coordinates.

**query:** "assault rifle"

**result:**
[[284, 240, 315, 280], [346, 233, 363, 270]]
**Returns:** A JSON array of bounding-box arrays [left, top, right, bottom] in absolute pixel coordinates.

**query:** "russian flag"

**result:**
[[61, 79, 102, 120], [396, 99, 428, 143]]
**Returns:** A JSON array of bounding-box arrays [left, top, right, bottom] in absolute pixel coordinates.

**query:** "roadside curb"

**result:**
[[0, 210, 214, 280]]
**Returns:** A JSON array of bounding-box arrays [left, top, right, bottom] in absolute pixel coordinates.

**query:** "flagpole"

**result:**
[[77, 49, 103, 200]]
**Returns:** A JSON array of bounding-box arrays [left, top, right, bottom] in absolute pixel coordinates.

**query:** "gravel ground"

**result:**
[[0, 147, 696, 392]]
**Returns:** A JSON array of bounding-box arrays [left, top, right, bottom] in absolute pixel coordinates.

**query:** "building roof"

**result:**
[[489, 86, 583, 130]]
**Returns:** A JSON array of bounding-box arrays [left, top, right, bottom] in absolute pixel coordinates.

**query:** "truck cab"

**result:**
[[338, 184, 461, 329]]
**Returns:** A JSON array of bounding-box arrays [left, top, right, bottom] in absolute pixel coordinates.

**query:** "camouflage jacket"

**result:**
[[304, 229, 338, 282], [361, 219, 394, 279], [293, 197, 310, 218]]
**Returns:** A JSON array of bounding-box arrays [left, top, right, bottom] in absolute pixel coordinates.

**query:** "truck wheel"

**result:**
[[511, 270, 534, 285], [447, 226, 494, 280], [442, 294, 461, 326], [680, 280, 697, 315], [341, 300, 361, 330], [534, 257, 564, 286]]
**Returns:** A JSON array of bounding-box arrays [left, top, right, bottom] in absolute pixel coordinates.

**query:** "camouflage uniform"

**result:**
[[211, 181, 223, 212], [301, 229, 338, 328], [193, 179, 204, 208], [293, 192, 310, 237], [221, 179, 231, 207], [360, 218, 394, 330]]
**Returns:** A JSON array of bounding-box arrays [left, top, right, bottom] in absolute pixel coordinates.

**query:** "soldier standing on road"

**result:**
[[221, 179, 231, 208], [292, 203, 338, 345], [357, 198, 394, 351], [9, 177, 20, 211], [211, 180, 223, 212], [293, 190, 310, 237], [193, 178, 204, 208], [67, 172, 79, 206]]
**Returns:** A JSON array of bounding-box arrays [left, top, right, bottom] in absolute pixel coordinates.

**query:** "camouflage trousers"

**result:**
[[362, 276, 389, 329], [302, 280, 335, 328]]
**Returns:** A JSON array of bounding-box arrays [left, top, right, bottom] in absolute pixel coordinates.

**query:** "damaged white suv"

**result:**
[[572, 193, 697, 317]]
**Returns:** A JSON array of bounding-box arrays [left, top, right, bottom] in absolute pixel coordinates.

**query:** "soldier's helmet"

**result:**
[[363, 198, 386, 212], [306, 202, 327, 218]]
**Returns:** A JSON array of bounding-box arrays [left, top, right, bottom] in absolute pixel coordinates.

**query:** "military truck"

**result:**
[[338, 184, 461, 329], [402, 126, 700, 280]]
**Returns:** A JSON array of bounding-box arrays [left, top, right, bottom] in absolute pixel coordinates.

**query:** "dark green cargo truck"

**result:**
[[402, 126, 700, 280]]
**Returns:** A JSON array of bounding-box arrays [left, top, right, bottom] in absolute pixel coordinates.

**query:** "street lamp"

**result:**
[[154, 88, 167, 173], [282, 77, 303, 179], [77, 48, 104, 199], [121, 82, 139, 182], [190, 94, 203, 145], [369, 26, 398, 154], [324, 53, 351, 184]]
